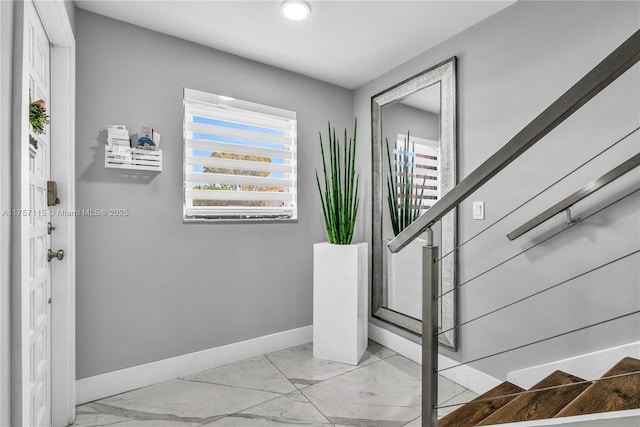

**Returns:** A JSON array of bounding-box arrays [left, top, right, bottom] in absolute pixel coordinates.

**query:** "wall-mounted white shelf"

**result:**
[[105, 146, 162, 172]]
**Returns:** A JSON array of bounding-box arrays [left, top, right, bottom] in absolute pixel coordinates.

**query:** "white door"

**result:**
[[24, 1, 52, 425]]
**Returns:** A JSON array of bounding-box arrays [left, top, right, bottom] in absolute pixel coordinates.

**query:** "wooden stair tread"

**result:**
[[477, 370, 591, 425], [555, 357, 640, 418], [438, 382, 525, 427]]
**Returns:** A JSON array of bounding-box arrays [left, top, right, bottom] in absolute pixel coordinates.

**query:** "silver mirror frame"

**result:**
[[371, 57, 458, 349]]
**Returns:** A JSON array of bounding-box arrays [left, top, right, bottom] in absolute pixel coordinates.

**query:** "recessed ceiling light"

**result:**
[[219, 95, 235, 101], [281, 1, 311, 21]]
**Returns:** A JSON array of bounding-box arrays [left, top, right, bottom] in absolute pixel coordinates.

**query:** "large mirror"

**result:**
[[371, 57, 457, 349]]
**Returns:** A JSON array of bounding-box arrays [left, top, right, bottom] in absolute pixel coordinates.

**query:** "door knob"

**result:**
[[48, 249, 64, 262]]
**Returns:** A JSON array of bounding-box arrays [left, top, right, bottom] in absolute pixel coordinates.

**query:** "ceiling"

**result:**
[[75, 0, 515, 89]]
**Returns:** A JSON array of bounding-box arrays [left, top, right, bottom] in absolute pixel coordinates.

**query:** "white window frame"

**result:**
[[183, 88, 297, 222]]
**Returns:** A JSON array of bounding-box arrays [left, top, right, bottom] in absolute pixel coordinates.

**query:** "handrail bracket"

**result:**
[[564, 207, 580, 225], [426, 227, 434, 247]]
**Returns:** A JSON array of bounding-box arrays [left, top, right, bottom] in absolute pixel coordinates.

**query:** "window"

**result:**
[[183, 88, 297, 221], [396, 134, 440, 211]]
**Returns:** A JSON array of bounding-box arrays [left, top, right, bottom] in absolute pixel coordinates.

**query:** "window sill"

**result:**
[[182, 217, 299, 224]]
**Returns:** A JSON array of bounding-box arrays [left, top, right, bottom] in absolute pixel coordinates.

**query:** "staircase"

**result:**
[[439, 357, 640, 426]]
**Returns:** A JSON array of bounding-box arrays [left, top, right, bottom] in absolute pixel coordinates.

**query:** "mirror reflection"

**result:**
[[371, 58, 457, 349], [382, 83, 441, 321]]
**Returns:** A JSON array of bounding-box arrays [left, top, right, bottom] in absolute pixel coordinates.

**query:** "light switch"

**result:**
[[473, 201, 485, 220]]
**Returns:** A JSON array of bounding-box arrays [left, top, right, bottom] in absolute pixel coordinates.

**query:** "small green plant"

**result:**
[[29, 100, 50, 135], [386, 132, 426, 236], [315, 119, 360, 245]]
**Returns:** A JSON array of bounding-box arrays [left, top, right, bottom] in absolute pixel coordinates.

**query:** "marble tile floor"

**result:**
[[71, 341, 477, 427]]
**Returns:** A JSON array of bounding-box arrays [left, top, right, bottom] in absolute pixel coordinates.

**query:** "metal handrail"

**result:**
[[507, 153, 640, 240], [388, 28, 640, 254]]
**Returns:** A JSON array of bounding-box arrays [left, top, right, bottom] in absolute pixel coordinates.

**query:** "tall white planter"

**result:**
[[313, 242, 368, 365], [386, 238, 426, 320]]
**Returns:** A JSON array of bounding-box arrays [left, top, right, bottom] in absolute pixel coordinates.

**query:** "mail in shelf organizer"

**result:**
[[104, 146, 162, 172]]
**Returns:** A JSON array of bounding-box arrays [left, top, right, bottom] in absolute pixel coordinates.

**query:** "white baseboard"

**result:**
[[437, 353, 502, 395], [369, 322, 422, 364], [76, 325, 313, 405], [507, 341, 640, 389], [482, 409, 640, 427], [368, 322, 501, 394]]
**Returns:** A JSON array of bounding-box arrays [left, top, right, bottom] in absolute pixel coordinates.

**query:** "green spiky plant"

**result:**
[[315, 119, 360, 245], [29, 100, 50, 135], [386, 132, 426, 236]]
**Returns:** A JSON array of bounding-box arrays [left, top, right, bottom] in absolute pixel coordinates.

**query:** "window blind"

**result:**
[[183, 88, 297, 220], [396, 134, 440, 211]]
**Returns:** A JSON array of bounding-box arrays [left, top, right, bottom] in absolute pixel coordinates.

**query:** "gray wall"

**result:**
[[77, 1, 639, 381], [75, 9, 353, 379], [0, 2, 14, 424], [355, 0, 639, 378]]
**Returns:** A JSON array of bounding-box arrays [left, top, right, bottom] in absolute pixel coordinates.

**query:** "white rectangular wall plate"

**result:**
[[473, 201, 485, 220]]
